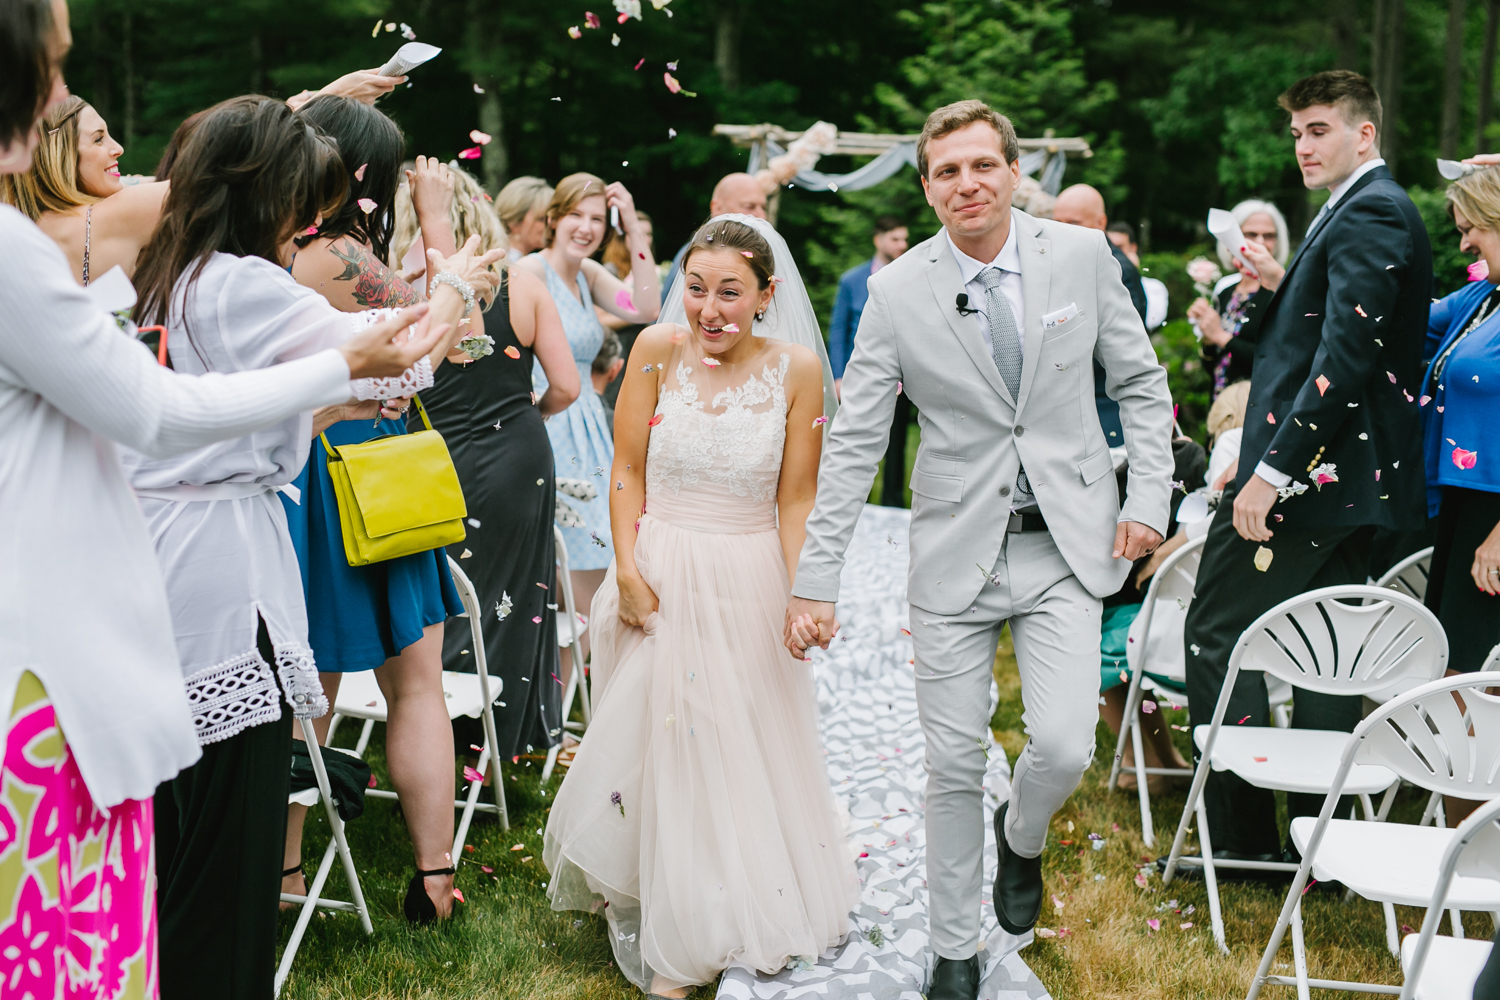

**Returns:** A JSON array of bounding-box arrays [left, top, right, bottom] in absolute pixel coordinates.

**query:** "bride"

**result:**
[[543, 215, 857, 997]]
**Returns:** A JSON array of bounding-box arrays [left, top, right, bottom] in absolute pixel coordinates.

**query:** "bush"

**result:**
[[1139, 247, 1216, 444], [1408, 185, 1474, 295]]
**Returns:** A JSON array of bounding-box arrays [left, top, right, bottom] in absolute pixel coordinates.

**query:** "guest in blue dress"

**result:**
[[517, 172, 659, 680], [1421, 164, 1500, 680], [279, 96, 492, 923]]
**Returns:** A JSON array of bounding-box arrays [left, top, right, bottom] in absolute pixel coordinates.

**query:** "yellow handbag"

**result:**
[[320, 396, 467, 567]]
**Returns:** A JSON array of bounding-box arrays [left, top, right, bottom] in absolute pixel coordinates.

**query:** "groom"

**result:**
[[785, 100, 1173, 1000]]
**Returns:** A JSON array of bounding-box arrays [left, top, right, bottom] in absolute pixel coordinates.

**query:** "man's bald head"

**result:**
[[710, 172, 769, 220], [1051, 183, 1108, 230]]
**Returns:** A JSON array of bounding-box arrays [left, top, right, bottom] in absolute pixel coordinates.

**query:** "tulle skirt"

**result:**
[[543, 502, 857, 992]]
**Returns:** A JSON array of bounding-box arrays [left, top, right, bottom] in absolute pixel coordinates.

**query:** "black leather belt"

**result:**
[[1006, 511, 1048, 533]]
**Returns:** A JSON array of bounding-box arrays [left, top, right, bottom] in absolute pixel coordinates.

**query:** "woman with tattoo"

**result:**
[[279, 94, 474, 923]]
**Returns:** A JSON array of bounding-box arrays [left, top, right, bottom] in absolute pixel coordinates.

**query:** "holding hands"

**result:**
[[784, 598, 838, 661]]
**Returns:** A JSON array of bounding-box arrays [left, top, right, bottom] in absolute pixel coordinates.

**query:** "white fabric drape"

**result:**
[[747, 139, 1064, 195]]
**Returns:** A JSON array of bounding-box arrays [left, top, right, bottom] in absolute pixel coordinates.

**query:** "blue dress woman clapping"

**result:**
[[1420, 165, 1500, 676], [517, 172, 659, 676]]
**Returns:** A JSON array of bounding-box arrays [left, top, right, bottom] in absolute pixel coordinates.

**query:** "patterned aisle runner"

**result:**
[[718, 505, 1052, 1000]]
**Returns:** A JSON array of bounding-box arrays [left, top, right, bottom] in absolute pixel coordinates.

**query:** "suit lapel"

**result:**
[[925, 232, 1010, 403], [1277, 165, 1390, 292], [1014, 210, 1051, 411]]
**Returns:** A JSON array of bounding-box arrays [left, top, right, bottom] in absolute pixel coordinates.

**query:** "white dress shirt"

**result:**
[[944, 211, 1026, 356], [0, 206, 357, 807], [1255, 157, 1385, 489]]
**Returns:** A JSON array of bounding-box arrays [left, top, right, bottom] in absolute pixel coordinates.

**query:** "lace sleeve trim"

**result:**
[[182, 641, 329, 746], [350, 356, 433, 400]]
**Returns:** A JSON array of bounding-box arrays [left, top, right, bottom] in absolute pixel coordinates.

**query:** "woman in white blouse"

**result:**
[[117, 94, 499, 997], [0, 4, 445, 998]]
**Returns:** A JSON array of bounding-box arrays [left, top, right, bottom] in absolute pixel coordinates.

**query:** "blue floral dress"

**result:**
[[533, 257, 616, 571]]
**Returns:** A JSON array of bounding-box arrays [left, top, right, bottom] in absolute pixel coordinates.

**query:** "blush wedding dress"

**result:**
[[543, 339, 857, 994]]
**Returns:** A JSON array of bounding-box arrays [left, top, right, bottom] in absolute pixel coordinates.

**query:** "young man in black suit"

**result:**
[[1172, 70, 1434, 869]]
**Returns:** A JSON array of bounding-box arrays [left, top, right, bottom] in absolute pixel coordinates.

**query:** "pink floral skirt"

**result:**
[[0, 671, 158, 999]]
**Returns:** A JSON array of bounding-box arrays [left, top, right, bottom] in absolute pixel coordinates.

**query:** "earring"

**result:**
[[755, 309, 765, 321]]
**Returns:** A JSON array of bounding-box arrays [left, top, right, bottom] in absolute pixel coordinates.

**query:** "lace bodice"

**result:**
[[646, 353, 790, 506]]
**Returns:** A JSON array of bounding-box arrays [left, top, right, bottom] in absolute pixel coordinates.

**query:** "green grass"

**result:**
[[281, 633, 1470, 999]]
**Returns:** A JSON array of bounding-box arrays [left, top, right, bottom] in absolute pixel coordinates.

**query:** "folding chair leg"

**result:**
[[1108, 668, 1141, 791], [1196, 795, 1229, 955], [1290, 898, 1312, 1000], [479, 699, 509, 831], [1382, 902, 1399, 958], [353, 718, 376, 756], [1450, 908, 1465, 938], [1359, 793, 1376, 821], [453, 742, 490, 861], [1130, 702, 1154, 848], [1376, 783, 1398, 822], [1162, 752, 1213, 885], [276, 836, 339, 996], [1419, 790, 1444, 827]]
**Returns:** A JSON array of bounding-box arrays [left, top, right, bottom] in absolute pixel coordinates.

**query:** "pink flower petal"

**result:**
[[1470, 259, 1491, 282], [812, 416, 829, 428], [532, 615, 543, 623], [463, 765, 484, 783], [701, 357, 721, 367], [634, 58, 645, 70], [1315, 374, 1330, 396], [648, 413, 663, 427], [664, 72, 682, 93], [356, 198, 377, 215], [614, 288, 635, 311], [1454, 447, 1479, 470], [567, 25, 582, 38], [458, 146, 482, 160], [1420, 394, 1432, 406], [470, 129, 492, 145], [354, 163, 367, 182], [584, 11, 601, 28]]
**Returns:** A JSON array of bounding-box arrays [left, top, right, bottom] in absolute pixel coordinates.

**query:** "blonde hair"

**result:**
[[543, 172, 606, 249], [391, 163, 508, 269], [1207, 380, 1251, 440], [1447, 166, 1500, 232], [0, 96, 98, 219], [494, 175, 552, 232]]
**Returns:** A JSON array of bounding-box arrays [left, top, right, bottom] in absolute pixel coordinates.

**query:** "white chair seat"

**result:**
[[1401, 932, 1492, 1000], [557, 611, 588, 647], [1290, 817, 1500, 908], [332, 669, 500, 723], [1195, 725, 1396, 795]]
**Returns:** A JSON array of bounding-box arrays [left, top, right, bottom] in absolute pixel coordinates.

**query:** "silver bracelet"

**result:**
[[432, 271, 475, 317]]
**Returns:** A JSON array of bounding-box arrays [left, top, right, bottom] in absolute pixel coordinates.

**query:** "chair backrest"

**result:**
[[1231, 585, 1448, 697], [1400, 795, 1500, 1000], [1355, 673, 1500, 800], [1125, 534, 1205, 679], [1373, 546, 1433, 602]]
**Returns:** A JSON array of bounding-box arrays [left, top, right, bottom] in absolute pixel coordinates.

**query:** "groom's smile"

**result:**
[[920, 120, 1022, 258]]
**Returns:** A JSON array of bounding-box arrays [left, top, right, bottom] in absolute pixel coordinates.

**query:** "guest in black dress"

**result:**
[[417, 267, 580, 761], [1187, 199, 1288, 398]]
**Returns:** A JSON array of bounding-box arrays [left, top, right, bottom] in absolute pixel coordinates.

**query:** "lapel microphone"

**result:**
[[955, 293, 980, 317]]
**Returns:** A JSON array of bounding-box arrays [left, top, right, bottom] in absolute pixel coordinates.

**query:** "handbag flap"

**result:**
[[333, 430, 467, 538]]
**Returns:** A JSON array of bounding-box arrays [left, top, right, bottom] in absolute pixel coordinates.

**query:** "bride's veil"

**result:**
[[659, 213, 838, 422]]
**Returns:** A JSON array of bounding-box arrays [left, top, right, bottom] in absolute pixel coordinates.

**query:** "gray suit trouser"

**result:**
[[910, 529, 1101, 959]]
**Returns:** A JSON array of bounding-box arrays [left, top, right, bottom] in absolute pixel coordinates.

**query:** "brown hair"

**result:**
[[916, 99, 1019, 178], [1277, 70, 1382, 138], [0, 0, 53, 151], [0, 96, 95, 219], [1447, 166, 1500, 232], [154, 110, 205, 181], [679, 218, 775, 289], [542, 171, 606, 248], [133, 95, 347, 328], [601, 208, 651, 274]]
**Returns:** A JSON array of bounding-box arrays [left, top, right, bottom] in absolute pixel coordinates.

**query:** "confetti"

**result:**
[[503, 345, 521, 359], [1420, 394, 1432, 406], [1356, 304, 1368, 317], [532, 615, 543, 623], [634, 58, 645, 70], [702, 357, 721, 367], [611, 790, 624, 815], [1267, 412, 1276, 424], [1238, 715, 1251, 724], [356, 197, 377, 215], [616, 481, 623, 490], [584, 11, 601, 28], [399, 22, 415, 40], [1277, 481, 1308, 500], [371, 19, 383, 36], [741, 250, 754, 258], [1310, 463, 1339, 489], [460, 549, 472, 558], [1252, 756, 1268, 762], [1142, 700, 1157, 714], [463, 765, 484, 783], [1190, 643, 1201, 655], [467, 518, 481, 528], [648, 413, 664, 426], [611, 33, 620, 46], [385, 21, 396, 31], [510, 844, 524, 851], [614, 0, 642, 19], [1148, 918, 1161, 932], [668, 127, 677, 138], [1254, 546, 1274, 572], [458, 146, 482, 160], [664, 72, 682, 93], [1315, 374, 1330, 396], [1180, 922, 1194, 930], [303, 225, 319, 236], [723, 322, 740, 333], [1036, 927, 1058, 938], [353, 162, 367, 182], [453, 888, 465, 902], [1453, 447, 1479, 470], [1134, 872, 1148, 888], [470, 130, 492, 145], [473, 83, 485, 93], [567, 25, 582, 38], [615, 288, 635, 311], [641, 365, 653, 372], [1387, 371, 1397, 383], [813, 416, 829, 428], [495, 592, 512, 620], [590, 531, 607, 547]]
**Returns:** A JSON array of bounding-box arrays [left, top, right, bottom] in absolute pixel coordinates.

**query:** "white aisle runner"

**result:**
[[718, 505, 1052, 1000]]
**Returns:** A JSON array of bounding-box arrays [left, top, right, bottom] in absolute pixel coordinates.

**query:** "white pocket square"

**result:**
[[1041, 303, 1081, 331]]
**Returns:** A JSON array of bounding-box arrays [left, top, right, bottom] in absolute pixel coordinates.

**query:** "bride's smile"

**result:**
[[682, 247, 775, 360]]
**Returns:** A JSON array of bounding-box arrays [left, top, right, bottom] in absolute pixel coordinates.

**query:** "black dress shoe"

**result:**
[[992, 802, 1043, 935], [1156, 850, 1290, 882], [928, 953, 980, 1000]]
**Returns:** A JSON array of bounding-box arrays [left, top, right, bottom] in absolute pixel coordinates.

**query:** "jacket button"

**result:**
[[1014, 426, 1025, 437], [1000, 485, 1011, 497]]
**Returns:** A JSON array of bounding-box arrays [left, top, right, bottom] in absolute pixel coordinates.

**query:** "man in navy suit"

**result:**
[[1173, 70, 1433, 871], [829, 214, 909, 505]]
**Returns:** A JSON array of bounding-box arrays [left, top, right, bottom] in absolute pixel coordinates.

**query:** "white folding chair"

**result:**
[[1162, 585, 1449, 954], [1246, 673, 1500, 999], [325, 557, 509, 858], [1373, 546, 1434, 602], [274, 717, 373, 997], [1398, 796, 1500, 1000], [1109, 535, 1203, 847], [542, 524, 590, 783]]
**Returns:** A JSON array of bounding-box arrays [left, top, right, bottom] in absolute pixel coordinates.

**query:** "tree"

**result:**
[[1440, 0, 1466, 158], [1371, 0, 1405, 172]]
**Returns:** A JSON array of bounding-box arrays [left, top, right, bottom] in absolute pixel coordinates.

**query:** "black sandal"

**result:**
[[282, 864, 303, 879], [403, 866, 458, 925]]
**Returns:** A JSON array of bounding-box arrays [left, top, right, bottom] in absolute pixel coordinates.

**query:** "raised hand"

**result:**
[[427, 235, 505, 296], [407, 155, 456, 225]]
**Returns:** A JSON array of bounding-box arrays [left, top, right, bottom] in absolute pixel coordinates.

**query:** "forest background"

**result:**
[[63, 0, 1492, 438]]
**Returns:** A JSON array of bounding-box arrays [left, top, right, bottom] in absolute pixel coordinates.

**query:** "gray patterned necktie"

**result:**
[[978, 267, 1035, 508], [981, 267, 1022, 398], [1305, 201, 1329, 237]]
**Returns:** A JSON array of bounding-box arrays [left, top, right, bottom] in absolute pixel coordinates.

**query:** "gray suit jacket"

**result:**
[[794, 209, 1174, 615]]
